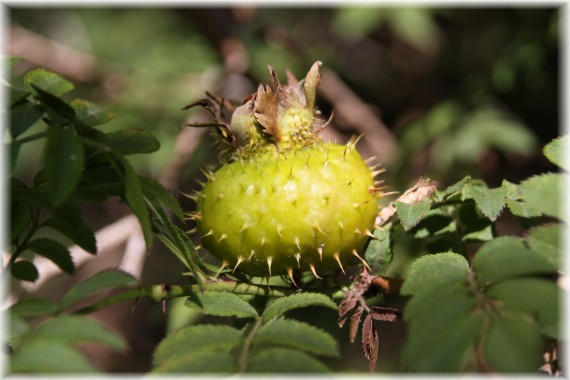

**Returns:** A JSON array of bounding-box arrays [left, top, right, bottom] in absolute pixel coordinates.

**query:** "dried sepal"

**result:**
[[304, 61, 322, 111], [361, 314, 379, 373], [253, 83, 281, 140], [349, 304, 365, 343]]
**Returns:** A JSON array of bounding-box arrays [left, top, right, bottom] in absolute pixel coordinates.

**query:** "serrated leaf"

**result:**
[[10, 341, 96, 373], [527, 224, 560, 268], [44, 127, 84, 206], [185, 291, 258, 318], [473, 236, 557, 283], [369, 306, 401, 322], [30, 85, 75, 127], [463, 181, 505, 221], [33, 315, 125, 349], [519, 173, 563, 220], [486, 277, 560, 338], [42, 217, 97, 254], [543, 135, 568, 170], [364, 227, 392, 275], [457, 202, 495, 242], [401, 252, 469, 296], [140, 176, 184, 221], [349, 304, 365, 343], [502, 179, 520, 200], [506, 199, 542, 218], [152, 350, 236, 373], [27, 238, 74, 274], [483, 315, 542, 372], [70, 99, 113, 127], [59, 269, 137, 309], [24, 68, 74, 96], [10, 102, 44, 139], [253, 318, 339, 357], [120, 157, 153, 248], [107, 129, 160, 155], [153, 324, 243, 366], [395, 200, 432, 230], [9, 298, 57, 318], [261, 293, 337, 323], [248, 347, 329, 373], [362, 314, 378, 373], [11, 260, 39, 282], [434, 176, 471, 202]]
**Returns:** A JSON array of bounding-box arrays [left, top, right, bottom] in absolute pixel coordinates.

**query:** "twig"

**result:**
[[238, 317, 262, 373]]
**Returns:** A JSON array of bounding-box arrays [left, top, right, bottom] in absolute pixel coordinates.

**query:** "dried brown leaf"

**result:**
[[361, 314, 379, 373], [369, 306, 401, 322], [338, 295, 358, 327], [349, 304, 365, 343], [253, 83, 281, 140]]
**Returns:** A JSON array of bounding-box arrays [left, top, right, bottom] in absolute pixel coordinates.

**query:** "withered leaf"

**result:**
[[338, 293, 359, 327], [369, 306, 401, 322], [349, 304, 365, 343], [253, 83, 281, 140], [361, 314, 379, 373]]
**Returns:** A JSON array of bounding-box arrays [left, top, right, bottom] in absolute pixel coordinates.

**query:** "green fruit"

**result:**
[[185, 62, 383, 280]]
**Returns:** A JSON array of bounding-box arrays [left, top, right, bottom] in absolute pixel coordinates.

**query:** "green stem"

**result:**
[[238, 316, 263, 373], [7, 206, 40, 269], [14, 131, 48, 145]]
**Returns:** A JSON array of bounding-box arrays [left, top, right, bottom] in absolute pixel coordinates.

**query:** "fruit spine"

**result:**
[[185, 62, 384, 282]]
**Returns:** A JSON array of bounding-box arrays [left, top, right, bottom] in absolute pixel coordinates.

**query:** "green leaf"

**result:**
[[364, 227, 392, 275], [395, 200, 432, 230], [10, 201, 31, 243], [107, 129, 160, 155], [501, 179, 519, 200], [9, 298, 57, 318], [253, 318, 339, 357], [10, 102, 44, 139], [70, 99, 113, 127], [185, 291, 258, 318], [44, 127, 84, 206], [434, 176, 471, 202], [140, 176, 184, 221], [11, 260, 39, 282], [543, 135, 568, 170], [120, 157, 153, 248], [30, 85, 75, 127], [153, 350, 236, 373], [59, 269, 137, 309], [32, 315, 125, 349], [506, 199, 542, 218], [462, 180, 505, 221], [486, 277, 560, 338], [519, 173, 563, 219], [401, 252, 469, 296], [153, 324, 243, 366], [247, 347, 329, 373], [457, 203, 495, 242], [42, 217, 97, 254], [9, 315, 29, 348], [473, 236, 557, 284], [24, 68, 74, 96], [27, 238, 74, 274], [261, 293, 337, 323], [483, 315, 542, 372], [11, 341, 96, 373], [527, 224, 560, 268]]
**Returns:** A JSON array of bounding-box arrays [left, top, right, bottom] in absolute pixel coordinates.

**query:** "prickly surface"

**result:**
[[197, 143, 378, 276]]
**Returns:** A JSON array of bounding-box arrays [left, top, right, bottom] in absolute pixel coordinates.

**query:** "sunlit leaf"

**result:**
[[364, 227, 392, 275], [519, 173, 563, 220], [10, 298, 57, 318], [185, 291, 258, 318], [70, 99, 114, 127], [24, 68, 74, 96], [140, 176, 184, 221], [261, 293, 337, 323], [395, 200, 431, 230], [462, 180, 505, 221], [543, 135, 568, 170], [401, 252, 469, 296]]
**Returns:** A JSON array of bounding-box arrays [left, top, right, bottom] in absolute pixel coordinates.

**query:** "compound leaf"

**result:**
[[401, 252, 469, 296], [483, 315, 542, 372], [247, 347, 329, 373], [59, 269, 137, 309], [10, 341, 95, 373], [253, 318, 339, 357], [44, 127, 84, 206], [153, 324, 243, 366], [519, 173, 563, 220], [185, 291, 258, 318], [27, 238, 74, 274], [33, 315, 125, 349], [472, 236, 557, 284], [261, 293, 337, 323], [543, 135, 568, 170], [395, 200, 431, 230]]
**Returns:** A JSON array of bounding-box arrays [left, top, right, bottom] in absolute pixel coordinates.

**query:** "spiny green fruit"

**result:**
[[185, 62, 384, 281]]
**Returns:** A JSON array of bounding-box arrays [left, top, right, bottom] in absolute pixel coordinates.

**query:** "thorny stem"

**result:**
[[74, 280, 345, 314], [238, 316, 263, 373]]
